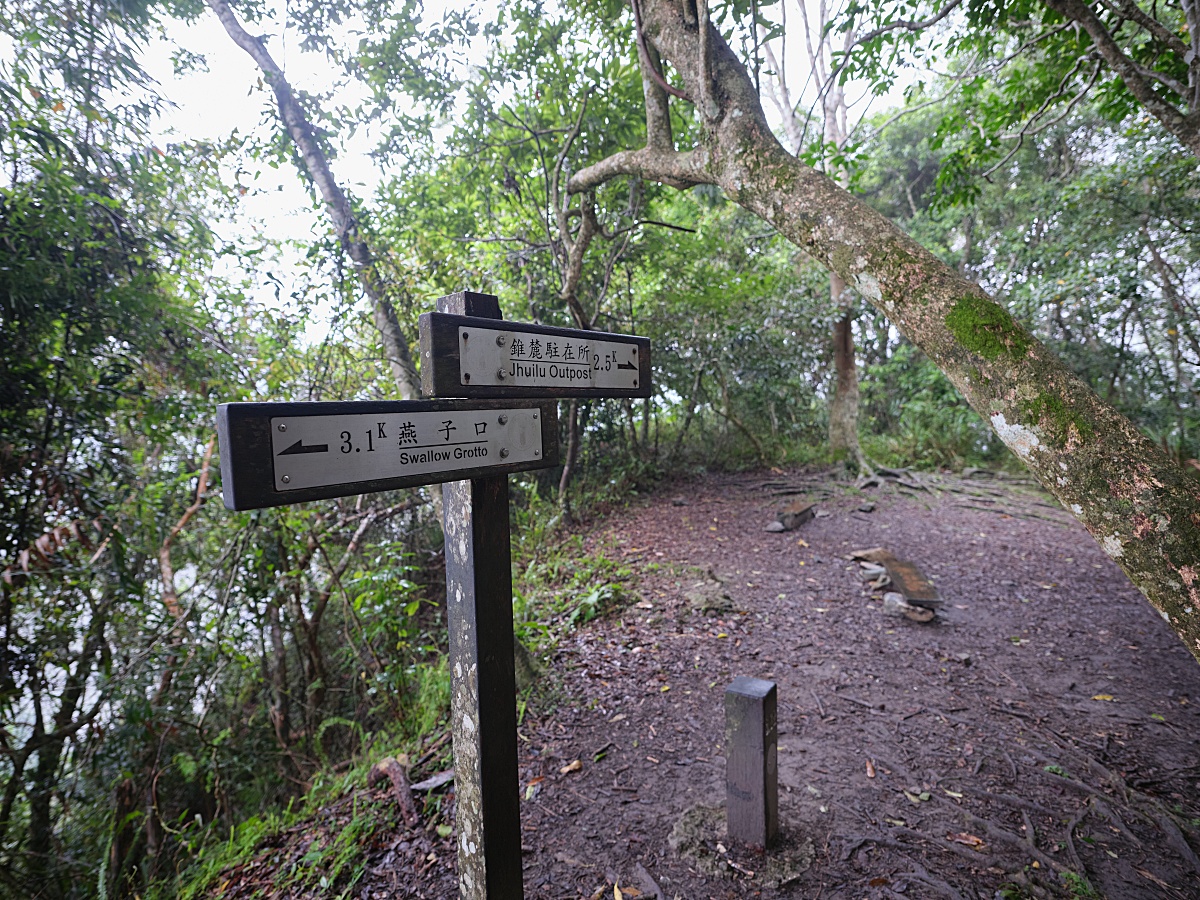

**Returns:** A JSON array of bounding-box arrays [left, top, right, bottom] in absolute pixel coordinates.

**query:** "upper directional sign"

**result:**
[[218, 399, 558, 510], [419, 312, 651, 399]]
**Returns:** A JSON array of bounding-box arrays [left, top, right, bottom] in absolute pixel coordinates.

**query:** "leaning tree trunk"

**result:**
[[570, 0, 1200, 663], [208, 0, 420, 399], [207, 0, 441, 519]]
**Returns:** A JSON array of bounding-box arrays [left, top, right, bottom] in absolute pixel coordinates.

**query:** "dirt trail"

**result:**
[[507, 470, 1200, 899], [241, 468, 1200, 900]]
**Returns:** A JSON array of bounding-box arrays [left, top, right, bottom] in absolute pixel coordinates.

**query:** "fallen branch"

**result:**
[[368, 756, 420, 827]]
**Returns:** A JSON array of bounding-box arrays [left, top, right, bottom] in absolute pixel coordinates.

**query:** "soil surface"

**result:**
[[216, 468, 1200, 899]]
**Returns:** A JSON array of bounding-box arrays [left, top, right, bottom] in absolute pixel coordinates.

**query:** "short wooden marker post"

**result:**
[[725, 676, 779, 849]]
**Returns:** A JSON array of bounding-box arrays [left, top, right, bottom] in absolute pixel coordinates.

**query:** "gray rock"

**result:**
[[882, 592, 910, 617], [685, 581, 734, 614], [764, 521, 786, 532], [778, 500, 815, 530]]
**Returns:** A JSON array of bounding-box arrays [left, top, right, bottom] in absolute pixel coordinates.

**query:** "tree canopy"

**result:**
[[0, 0, 1197, 895]]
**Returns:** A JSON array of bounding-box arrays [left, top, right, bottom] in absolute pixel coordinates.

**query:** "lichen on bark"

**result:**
[[1022, 393, 1095, 447]]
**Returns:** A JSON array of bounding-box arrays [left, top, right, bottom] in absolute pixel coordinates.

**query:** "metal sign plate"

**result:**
[[419, 312, 651, 399], [270, 407, 543, 492], [458, 327, 640, 390], [217, 399, 558, 510]]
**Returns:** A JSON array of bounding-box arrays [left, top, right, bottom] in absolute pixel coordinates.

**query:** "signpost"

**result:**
[[217, 290, 652, 900]]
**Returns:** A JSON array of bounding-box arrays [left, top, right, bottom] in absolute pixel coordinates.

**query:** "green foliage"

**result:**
[[861, 343, 1008, 470], [514, 532, 635, 654], [831, 0, 1197, 199], [1061, 871, 1099, 899]]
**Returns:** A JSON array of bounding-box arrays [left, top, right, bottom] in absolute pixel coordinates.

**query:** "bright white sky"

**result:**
[[137, 0, 906, 336]]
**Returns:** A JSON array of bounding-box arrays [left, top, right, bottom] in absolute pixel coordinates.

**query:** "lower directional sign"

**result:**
[[218, 399, 558, 510]]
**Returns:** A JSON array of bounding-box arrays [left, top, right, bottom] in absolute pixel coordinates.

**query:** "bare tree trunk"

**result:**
[[267, 597, 291, 749], [569, 0, 1200, 664], [668, 367, 705, 463], [765, 2, 864, 466], [557, 400, 581, 517], [206, 0, 440, 519], [828, 285, 861, 464], [152, 437, 214, 706], [207, 0, 419, 399]]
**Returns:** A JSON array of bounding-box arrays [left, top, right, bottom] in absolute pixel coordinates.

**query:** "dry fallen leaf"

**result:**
[[947, 832, 987, 851], [524, 776, 545, 800], [560, 759, 582, 775], [614, 885, 623, 900], [1091, 694, 1116, 701], [865, 759, 876, 778]]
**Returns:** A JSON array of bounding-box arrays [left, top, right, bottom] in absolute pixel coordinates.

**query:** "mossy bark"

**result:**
[[570, 0, 1200, 664]]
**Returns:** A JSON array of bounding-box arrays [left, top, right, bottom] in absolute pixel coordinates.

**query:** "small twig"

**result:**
[[810, 688, 826, 717]]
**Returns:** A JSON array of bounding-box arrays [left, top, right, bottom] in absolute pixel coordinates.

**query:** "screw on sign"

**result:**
[[217, 291, 652, 899]]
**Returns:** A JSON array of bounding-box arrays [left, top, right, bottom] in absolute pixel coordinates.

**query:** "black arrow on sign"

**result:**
[[278, 439, 329, 456], [617, 360, 637, 370]]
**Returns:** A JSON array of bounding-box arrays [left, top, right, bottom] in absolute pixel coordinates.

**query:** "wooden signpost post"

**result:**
[[217, 291, 650, 900]]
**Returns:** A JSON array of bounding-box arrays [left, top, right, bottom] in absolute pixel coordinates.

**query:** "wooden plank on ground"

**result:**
[[850, 547, 943, 608]]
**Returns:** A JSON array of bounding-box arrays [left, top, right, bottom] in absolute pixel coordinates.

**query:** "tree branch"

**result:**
[[1100, 0, 1189, 58], [1042, 0, 1200, 157], [159, 437, 214, 621], [567, 146, 714, 194], [310, 500, 413, 626], [631, 0, 693, 102], [638, 30, 675, 148], [696, 0, 721, 119]]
